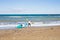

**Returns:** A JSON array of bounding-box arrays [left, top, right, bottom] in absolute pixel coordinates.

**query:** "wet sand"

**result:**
[[0, 26, 60, 40]]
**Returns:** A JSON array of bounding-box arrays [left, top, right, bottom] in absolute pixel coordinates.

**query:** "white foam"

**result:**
[[31, 22, 60, 27]]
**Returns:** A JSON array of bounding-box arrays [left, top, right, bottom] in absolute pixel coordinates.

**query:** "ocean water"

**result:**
[[0, 14, 60, 29], [0, 16, 60, 22]]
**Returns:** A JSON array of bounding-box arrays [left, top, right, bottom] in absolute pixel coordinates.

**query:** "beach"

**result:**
[[0, 26, 60, 40]]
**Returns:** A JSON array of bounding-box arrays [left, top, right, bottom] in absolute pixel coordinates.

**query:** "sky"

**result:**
[[0, 0, 60, 14]]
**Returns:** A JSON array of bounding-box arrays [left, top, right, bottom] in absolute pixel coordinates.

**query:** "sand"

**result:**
[[0, 26, 60, 40]]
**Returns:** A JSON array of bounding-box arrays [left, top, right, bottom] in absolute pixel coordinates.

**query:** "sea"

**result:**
[[0, 14, 60, 29], [0, 16, 60, 22], [0, 14, 60, 22]]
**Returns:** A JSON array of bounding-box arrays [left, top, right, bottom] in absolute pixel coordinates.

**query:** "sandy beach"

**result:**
[[0, 26, 60, 40]]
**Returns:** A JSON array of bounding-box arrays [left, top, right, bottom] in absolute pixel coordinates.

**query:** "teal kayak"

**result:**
[[16, 24, 23, 29]]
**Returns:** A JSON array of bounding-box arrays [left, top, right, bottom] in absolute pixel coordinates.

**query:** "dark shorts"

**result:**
[[28, 23, 31, 25]]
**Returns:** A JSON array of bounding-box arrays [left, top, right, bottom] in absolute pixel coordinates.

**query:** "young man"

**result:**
[[28, 21, 31, 27]]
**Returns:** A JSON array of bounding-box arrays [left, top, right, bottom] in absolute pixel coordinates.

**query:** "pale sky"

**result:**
[[0, 0, 60, 14]]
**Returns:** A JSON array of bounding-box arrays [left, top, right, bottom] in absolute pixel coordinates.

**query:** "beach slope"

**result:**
[[0, 26, 60, 40]]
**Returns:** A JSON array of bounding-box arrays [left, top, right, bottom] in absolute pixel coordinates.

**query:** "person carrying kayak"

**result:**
[[28, 20, 32, 27]]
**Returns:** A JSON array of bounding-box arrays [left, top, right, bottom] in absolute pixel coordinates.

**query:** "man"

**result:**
[[28, 21, 31, 27]]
